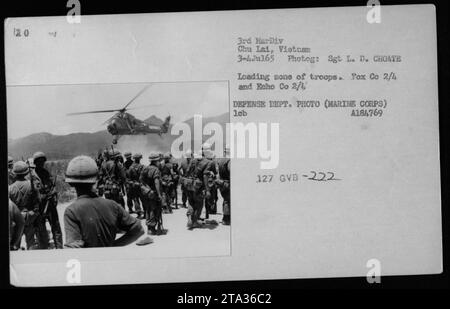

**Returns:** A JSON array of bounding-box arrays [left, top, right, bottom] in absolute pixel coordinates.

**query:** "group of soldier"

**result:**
[[7, 143, 231, 250], [8, 152, 62, 250]]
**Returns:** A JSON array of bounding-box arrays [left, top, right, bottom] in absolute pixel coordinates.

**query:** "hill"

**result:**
[[8, 112, 229, 160]]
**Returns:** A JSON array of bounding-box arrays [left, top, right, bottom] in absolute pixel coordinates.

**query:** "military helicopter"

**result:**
[[67, 85, 171, 144]]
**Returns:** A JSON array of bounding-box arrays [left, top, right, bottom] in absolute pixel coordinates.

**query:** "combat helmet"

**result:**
[[148, 153, 160, 162], [132, 153, 143, 159], [202, 142, 212, 151], [124, 152, 132, 159], [33, 151, 47, 161], [12, 161, 29, 176], [8, 156, 14, 165], [109, 149, 121, 159], [183, 149, 192, 159], [65, 155, 98, 184], [193, 151, 202, 159]]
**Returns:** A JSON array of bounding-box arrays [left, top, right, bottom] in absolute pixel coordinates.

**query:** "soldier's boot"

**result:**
[[48, 206, 63, 249], [222, 215, 230, 225], [50, 221, 63, 249], [35, 222, 49, 250], [148, 227, 157, 235], [191, 221, 203, 229], [205, 204, 210, 220], [135, 199, 144, 219]]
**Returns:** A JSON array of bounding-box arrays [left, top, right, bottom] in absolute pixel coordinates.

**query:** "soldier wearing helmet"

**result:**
[[8, 156, 16, 185], [178, 150, 193, 208], [202, 144, 219, 218], [123, 151, 135, 213], [159, 152, 175, 213], [184, 144, 217, 229], [140, 153, 165, 235], [116, 151, 124, 164], [126, 153, 144, 219], [170, 153, 180, 208], [98, 149, 127, 207], [63, 155, 144, 248], [123, 152, 133, 170], [32, 151, 63, 249], [216, 145, 231, 225], [9, 161, 47, 249]]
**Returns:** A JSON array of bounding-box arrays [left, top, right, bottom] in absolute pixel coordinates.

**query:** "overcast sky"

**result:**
[[7, 81, 228, 139]]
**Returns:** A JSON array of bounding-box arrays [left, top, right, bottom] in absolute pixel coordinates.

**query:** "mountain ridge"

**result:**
[[8, 113, 229, 160]]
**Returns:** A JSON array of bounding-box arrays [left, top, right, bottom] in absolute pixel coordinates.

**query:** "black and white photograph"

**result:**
[[2, 1, 447, 291], [7, 81, 231, 255]]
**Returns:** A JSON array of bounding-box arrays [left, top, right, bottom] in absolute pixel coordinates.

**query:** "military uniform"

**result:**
[[9, 199, 24, 250], [126, 159, 144, 216], [34, 165, 63, 249], [124, 158, 133, 170], [8, 169, 16, 185], [170, 159, 180, 207], [203, 158, 217, 219], [99, 157, 126, 207], [216, 158, 231, 225], [160, 158, 174, 213], [64, 193, 139, 248], [179, 157, 191, 208], [8, 156, 15, 185], [9, 162, 48, 250], [64, 155, 144, 248], [140, 159, 163, 234], [205, 158, 218, 216], [186, 156, 215, 227]]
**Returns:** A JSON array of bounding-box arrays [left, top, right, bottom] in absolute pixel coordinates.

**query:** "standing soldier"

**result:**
[[179, 150, 192, 208], [33, 151, 63, 249], [160, 152, 174, 213], [99, 150, 126, 208], [9, 161, 48, 249], [140, 153, 164, 235], [117, 153, 125, 164], [202, 144, 218, 219], [216, 146, 231, 225], [127, 153, 144, 219], [123, 151, 134, 213], [8, 156, 16, 185], [186, 147, 216, 229], [170, 153, 180, 208], [63, 155, 144, 248]]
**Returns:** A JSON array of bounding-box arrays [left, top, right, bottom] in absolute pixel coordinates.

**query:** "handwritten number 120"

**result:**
[[14, 28, 29, 37]]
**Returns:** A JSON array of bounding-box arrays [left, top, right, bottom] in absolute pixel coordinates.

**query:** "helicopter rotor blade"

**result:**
[[122, 84, 152, 111], [67, 109, 120, 116], [126, 104, 163, 111]]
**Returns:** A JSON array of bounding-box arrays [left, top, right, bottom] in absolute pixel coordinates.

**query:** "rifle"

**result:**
[[42, 175, 57, 215], [24, 157, 38, 213]]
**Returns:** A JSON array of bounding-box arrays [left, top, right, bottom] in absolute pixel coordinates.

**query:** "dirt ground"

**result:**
[[19, 188, 231, 257]]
